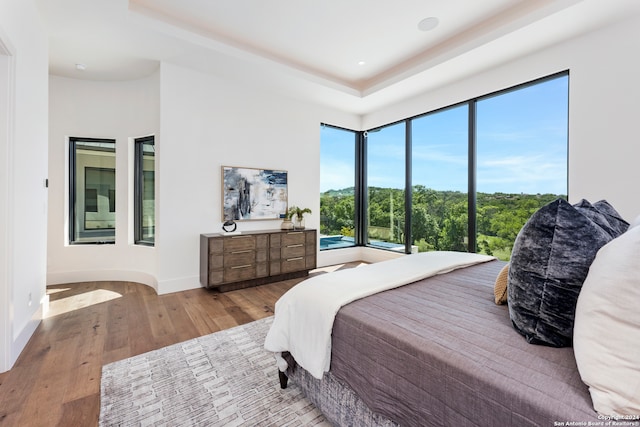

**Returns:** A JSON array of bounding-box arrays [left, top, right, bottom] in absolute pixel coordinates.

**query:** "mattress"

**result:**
[[313, 259, 597, 426]]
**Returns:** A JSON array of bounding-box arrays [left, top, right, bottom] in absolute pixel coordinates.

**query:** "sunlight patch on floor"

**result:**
[[46, 287, 71, 295], [312, 262, 368, 274], [44, 289, 122, 318]]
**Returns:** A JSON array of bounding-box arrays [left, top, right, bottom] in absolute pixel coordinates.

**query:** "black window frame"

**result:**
[[321, 70, 569, 254], [69, 136, 117, 245], [318, 124, 359, 250], [134, 135, 155, 246]]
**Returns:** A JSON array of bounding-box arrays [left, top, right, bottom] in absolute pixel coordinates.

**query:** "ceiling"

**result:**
[[36, 0, 640, 114]]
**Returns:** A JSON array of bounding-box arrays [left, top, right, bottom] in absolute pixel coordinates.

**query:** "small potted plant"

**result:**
[[287, 205, 312, 230]]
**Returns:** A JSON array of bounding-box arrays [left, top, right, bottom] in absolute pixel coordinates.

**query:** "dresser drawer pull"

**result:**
[[231, 235, 252, 239], [286, 257, 304, 262], [231, 250, 252, 254], [231, 264, 252, 269], [287, 244, 303, 248], [287, 232, 303, 235]]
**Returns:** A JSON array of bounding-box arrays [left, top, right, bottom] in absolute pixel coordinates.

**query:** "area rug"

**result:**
[[99, 316, 329, 426]]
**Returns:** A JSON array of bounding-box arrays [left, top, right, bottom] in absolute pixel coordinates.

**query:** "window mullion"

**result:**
[[468, 100, 477, 253], [355, 131, 367, 246], [405, 119, 412, 254]]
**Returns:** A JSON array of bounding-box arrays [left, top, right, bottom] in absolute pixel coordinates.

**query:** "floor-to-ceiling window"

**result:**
[[411, 105, 469, 252], [319, 72, 568, 257], [319, 125, 357, 249], [476, 74, 569, 259], [366, 122, 406, 251]]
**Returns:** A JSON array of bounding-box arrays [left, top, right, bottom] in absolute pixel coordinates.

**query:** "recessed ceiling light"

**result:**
[[418, 17, 439, 32], [358, 61, 366, 66], [75, 63, 86, 71]]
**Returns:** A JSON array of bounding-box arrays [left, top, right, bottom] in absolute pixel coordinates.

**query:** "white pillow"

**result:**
[[630, 214, 640, 229], [574, 225, 640, 416]]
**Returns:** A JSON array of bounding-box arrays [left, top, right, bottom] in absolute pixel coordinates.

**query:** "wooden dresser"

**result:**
[[200, 229, 317, 292]]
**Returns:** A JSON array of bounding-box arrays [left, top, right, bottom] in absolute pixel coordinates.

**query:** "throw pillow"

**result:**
[[493, 263, 509, 305], [507, 198, 613, 347], [573, 199, 619, 237], [592, 199, 629, 236], [573, 225, 640, 416]]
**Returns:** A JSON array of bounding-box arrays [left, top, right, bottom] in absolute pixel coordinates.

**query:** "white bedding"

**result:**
[[263, 251, 495, 379]]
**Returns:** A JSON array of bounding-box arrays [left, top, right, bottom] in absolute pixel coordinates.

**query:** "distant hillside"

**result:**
[[322, 187, 355, 197]]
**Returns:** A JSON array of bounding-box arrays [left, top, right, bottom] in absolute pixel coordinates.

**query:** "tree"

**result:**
[[320, 186, 564, 258], [411, 205, 439, 249], [439, 202, 468, 251]]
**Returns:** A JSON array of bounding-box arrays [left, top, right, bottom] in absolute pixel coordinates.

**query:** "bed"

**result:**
[[268, 258, 598, 426], [265, 198, 640, 426]]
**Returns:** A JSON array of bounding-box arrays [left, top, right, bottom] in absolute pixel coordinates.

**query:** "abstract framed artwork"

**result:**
[[222, 166, 288, 221]]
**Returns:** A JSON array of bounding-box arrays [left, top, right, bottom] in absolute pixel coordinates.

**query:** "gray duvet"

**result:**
[[324, 260, 598, 426]]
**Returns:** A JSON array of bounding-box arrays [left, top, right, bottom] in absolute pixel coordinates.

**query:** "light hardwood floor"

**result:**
[[0, 264, 360, 427]]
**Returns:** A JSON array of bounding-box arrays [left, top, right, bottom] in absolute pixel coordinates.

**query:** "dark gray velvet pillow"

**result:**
[[593, 199, 629, 236], [507, 199, 614, 347], [573, 199, 619, 237]]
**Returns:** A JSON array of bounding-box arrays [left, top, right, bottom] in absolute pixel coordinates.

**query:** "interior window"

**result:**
[[134, 136, 155, 246], [69, 137, 116, 244]]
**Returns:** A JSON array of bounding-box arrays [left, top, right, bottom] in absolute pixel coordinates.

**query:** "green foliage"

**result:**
[[287, 205, 312, 221], [320, 192, 354, 235], [320, 186, 565, 260], [340, 226, 355, 237]]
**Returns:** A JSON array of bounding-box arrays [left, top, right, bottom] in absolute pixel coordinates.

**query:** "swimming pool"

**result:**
[[319, 235, 355, 250], [320, 235, 412, 252]]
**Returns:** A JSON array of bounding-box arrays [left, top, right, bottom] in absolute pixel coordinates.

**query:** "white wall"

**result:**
[[568, 17, 640, 219], [47, 63, 358, 294], [0, 0, 49, 372], [156, 62, 358, 293], [362, 15, 640, 221], [47, 73, 160, 288]]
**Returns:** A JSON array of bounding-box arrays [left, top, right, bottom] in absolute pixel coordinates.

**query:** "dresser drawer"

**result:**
[[224, 264, 257, 282], [281, 231, 306, 246], [223, 235, 256, 251], [281, 244, 305, 259], [281, 256, 306, 273], [225, 262, 268, 281], [224, 250, 255, 267]]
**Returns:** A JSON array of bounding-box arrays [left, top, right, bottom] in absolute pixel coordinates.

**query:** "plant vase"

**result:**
[[287, 206, 311, 231], [281, 218, 294, 230], [293, 217, 305, 230]]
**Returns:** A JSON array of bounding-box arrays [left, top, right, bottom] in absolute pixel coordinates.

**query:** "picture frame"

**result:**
[[222, 166, 288, 221]]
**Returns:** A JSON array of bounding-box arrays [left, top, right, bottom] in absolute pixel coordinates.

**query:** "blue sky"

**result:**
[[321, 75, 569, 195]]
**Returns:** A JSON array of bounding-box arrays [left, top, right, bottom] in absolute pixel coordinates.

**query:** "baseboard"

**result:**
[[318, 246, 404, 267], [6, 305, 41, 372], [317, 247, 363, 267], [47, 269, 158, 292], [156, 275, 201, 295]]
